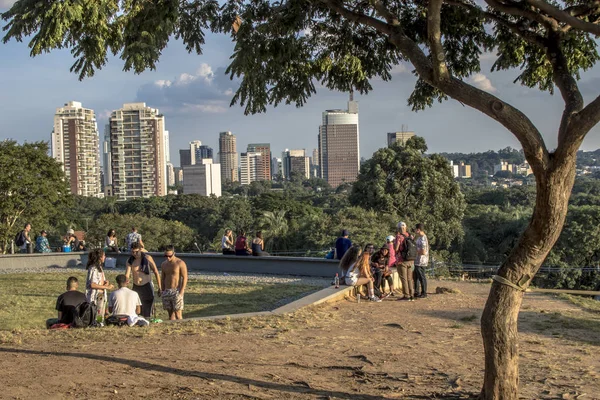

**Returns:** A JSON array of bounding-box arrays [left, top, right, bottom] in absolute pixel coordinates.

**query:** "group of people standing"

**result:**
[[336, 222, 429, 302], [221, 229, 269, 256]]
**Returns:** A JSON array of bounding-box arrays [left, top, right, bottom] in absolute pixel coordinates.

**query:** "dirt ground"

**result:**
[[1, 280, 599, 400]]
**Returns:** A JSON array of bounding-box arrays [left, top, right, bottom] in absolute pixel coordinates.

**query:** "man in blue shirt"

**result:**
[[335, 229, 352, 260]]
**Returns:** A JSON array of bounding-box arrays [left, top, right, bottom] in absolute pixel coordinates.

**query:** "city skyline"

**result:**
[[3, 8, 600, 163]]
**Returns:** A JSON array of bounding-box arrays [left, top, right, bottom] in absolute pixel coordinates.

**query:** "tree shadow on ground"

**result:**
[[421, 308, 600, 346], [0, 347, 476, 399]]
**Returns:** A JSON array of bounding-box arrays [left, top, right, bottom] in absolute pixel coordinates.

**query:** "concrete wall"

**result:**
[[0, 252, 341, 278]]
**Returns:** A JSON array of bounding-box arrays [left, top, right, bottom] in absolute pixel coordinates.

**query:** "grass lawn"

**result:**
[[0, 272, 323, 331]]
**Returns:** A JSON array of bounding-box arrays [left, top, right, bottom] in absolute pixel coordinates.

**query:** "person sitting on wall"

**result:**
[[251, 231, 270, 256], [46, 276, 87, 328], [221, 229, 235, 255], [235, 230, 252, 256], [36, 230, 52, 253]]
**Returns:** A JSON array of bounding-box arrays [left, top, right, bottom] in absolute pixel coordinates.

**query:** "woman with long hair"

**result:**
[[86, 249, 114, 321], [345, 252, 382, 302], [105, 229, 120, 253], [251, 231, 270, 256], [338, 245, 362, 282]]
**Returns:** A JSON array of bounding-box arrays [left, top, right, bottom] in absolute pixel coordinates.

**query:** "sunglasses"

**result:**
[[164, 253, 174, 259]]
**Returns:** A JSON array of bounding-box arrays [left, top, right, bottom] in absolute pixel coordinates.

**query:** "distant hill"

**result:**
[[437, 147, 525, 177]]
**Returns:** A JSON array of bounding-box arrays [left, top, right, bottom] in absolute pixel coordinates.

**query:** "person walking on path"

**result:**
[[161, 245, 188, 320], [413, 223, 429, 298], [125, 242, 162, 318], [395, 222, 415, 301]]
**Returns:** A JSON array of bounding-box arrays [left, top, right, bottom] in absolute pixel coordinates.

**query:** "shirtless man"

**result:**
[[160, 245, 188, 320], [125, 242, 162, 318]]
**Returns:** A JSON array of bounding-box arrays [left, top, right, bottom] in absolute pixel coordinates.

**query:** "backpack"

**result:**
[[14, 231, 26, 247], [105, 315, 129, 327], [401, 236, 418, 261], [70, 301, 97, 328]]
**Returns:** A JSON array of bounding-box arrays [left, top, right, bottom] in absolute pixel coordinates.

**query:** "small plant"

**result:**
[[450, 323, 463, 329], [459, 315, 478, 322]]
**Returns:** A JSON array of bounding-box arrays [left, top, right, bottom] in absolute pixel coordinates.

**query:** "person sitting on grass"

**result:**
[[338, 245, 362, 285], [345, 252, 382, 303], [46, 276, 87, 328], [108, 274, 148, 327]]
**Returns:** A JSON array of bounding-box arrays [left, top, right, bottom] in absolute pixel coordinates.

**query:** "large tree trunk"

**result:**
[[479, 154, 577, 399]]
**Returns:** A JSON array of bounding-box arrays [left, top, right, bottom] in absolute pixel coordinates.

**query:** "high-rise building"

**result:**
[[179, 149, 192, 167], [310, 148, 320, 177], [272, 157, 282, 179], [166, 162, 176, 186], [218, 131, 238, 183], [318, 97, 360, 187], [240, 151, 262, 185], [247, 143, 271, 181], [450, 161, 472, 178], [51, 101, 101, 197], [197, 145, 213, 162], [282, 149, 310, 179], [183, 159, 222, 197], [189, 140, 202, 165], [105, 102, 167, 200], [387, 131, 415, 147], [164, 130, 170, 162]]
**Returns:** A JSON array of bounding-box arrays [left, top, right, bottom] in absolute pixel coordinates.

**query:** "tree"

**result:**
[[259, 210, 289, 251], [5, 1, 600, 397], [0, 141, 70, 253], [350, 138, 465, 248]]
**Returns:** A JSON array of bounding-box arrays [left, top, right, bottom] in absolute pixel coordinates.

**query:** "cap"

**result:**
[[342, 229, 349, 236], [397, 222, 407, 229], [67, 229, 75, 235], [386, 235, 395, 242]]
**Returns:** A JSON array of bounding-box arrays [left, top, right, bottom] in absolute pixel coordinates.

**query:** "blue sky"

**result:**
[[1, 1, 600, 167]]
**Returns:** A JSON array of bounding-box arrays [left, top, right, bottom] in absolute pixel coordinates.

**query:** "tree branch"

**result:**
[[526, 0, 600, 35], [318, 0, 550, 176], [445, 0, 546, 48], [428, 0, 450, 81], [545, 31, 584, 148], [558, 94, 600, 160], [484, 0, 558, 31]]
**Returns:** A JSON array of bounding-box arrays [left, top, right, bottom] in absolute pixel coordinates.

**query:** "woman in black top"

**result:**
[[251, 231, 270, 256]]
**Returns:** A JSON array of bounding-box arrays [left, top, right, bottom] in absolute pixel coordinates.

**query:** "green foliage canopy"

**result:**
[[0, 141, 70, 253], [349, 137, 465, 248]]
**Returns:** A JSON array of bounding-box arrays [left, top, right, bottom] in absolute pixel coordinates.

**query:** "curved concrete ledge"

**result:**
[[0, 252, 340, 278]]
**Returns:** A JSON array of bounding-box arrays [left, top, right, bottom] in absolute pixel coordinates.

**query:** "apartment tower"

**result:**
[[240, 151, 262, 185], [218, 131, 238, 183], [282, 149, 310, 179], [387, 130, 415, 147], [247, 143, 271, 181], [51, 101, 101, 197], [105, 102, 167, 200], [183, 159, 222, 197], [318, 97, 360, 187]]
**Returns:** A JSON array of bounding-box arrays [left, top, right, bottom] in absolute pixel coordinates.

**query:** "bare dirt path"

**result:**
[[1, 280, 599, 399]]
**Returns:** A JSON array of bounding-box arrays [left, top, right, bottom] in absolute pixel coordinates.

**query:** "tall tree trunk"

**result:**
[[480, 154, 577, 399]]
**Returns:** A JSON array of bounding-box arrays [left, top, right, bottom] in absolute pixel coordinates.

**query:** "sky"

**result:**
[[1, 1, 600, 167]]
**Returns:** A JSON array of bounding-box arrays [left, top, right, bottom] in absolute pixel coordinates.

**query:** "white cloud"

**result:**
[[390, 63, 409, 75], [469, 73, 497, 92], [137, 63, 238, 115]]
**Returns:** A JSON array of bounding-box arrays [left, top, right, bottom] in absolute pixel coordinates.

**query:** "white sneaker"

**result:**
[[369, 296, 382, 303]]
